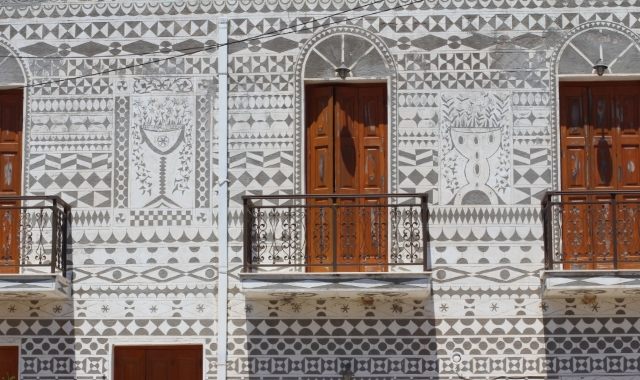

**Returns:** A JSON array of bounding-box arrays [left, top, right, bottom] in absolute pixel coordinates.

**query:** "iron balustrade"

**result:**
[[0, 196, 71, 275], [242, 193, 429, 272], [542, 190, 640, 270]]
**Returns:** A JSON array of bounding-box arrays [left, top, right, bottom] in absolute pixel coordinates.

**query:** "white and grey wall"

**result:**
[[0, 0, 639, 379]]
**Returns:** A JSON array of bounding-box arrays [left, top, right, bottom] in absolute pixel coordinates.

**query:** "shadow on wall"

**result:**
[[543, 294, 640, 380], [241, 295, 438, 379]]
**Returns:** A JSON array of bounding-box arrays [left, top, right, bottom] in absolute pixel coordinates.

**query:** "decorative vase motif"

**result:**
[[450, 127, 502, 205], [130, 96, 194, 209]]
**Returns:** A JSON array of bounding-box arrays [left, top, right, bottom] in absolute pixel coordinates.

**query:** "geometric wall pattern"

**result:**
[[0, 0, 639, 379]]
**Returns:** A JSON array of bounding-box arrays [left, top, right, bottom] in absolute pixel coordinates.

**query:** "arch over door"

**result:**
[[560, 81, 640, 269], [306, 84, 387, 272]]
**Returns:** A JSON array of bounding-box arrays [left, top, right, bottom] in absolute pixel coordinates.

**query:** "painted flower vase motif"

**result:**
[[140, 125, 185, 155], [135, 98, 191, 208], [450, 127, 501, 205]]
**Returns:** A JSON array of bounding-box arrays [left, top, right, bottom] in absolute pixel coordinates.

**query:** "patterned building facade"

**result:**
[[0, 0, 639, 379]]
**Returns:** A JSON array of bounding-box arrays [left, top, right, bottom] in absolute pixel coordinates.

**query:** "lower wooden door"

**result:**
[[114, 345, 202, 380], [0, 346, 19, 380]]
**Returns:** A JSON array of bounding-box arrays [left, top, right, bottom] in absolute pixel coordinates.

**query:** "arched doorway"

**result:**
[[554, 23, 640, 269], [294, 27, 397, 271]]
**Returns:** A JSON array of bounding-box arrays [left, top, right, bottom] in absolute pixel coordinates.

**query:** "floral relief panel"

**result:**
[[130, 95, 195, 209], [440, 92, 513, 205]]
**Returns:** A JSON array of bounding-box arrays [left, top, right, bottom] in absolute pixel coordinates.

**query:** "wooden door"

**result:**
[[0, 90, 22, 274], [306, 84, 387, 272], [559, 82, 640, 269], [114, 345, 202, 380], [0, 346, 19, 380]]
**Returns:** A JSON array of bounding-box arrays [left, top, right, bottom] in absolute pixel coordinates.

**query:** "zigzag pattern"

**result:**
[[514, 148, 549, 166], [30, 153, 110, 171], [28, 190, 109, 208]]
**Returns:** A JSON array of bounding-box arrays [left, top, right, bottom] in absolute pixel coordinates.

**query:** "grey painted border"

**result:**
[[293, 25, 398, 195]]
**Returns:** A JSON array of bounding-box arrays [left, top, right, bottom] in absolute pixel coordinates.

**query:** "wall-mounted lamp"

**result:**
[[340, 363, 355, 380], [335, 64, 351, 80], [593, 59, 608, 76]]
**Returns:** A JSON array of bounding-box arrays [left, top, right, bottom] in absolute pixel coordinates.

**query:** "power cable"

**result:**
[[0, 0, 411, 60], [17, 0, 425, 89]]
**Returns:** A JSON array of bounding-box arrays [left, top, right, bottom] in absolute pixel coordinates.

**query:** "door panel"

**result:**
[[560, 86, 592, 268], [613, 85, 640, 267], [560, 82, 640, 269], [0, 90, 22, 274], [306, 86, 335, 271], [114, 346, 202, 380], [114, 347, 145, 380], [0, 346, 19, 380], [306, 84, 387, 272]]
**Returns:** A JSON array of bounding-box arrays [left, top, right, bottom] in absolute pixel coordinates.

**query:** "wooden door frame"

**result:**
[[110, 339, 207, 380], [0, 88, 25, 193], [558, 80, 640, 268], [302, 81, 391, 196], [557, 80, 640, 190], [304, 82, 390, 272], [0, 88, 25, 274]]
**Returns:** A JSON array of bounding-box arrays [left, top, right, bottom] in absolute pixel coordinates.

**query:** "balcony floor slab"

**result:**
[[240, 272, 431, 300], [543, 270, 640, 298], [0, 274, 70, 300]]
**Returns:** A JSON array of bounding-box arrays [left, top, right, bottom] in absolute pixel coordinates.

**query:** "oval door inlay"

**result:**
[[570, 154, 580, 179], [366, 153, 375, 181], [4, 162, 12, 186], [629, 160, 636, 173], [596, 98, 606, 127], [570, 100, 581, 130], [319, 155, 325, 185], [617, 104, 624, 124], [596, 138, 613, 185]]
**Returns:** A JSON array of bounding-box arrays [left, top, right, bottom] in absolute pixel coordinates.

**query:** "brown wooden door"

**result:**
[[0, 90, 22, 274], [306, 84, 387, 272], [559, 82, 640, 269], [0, 346, 19, 380], [114, 345, 202, 380]]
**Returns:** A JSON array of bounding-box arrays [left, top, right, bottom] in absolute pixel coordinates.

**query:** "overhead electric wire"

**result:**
[[0, 0, 411, 60], [14, 0, 425, 89], [0, 0, 385, 60]]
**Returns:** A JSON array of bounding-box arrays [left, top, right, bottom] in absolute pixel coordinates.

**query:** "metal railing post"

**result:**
[[420, 193, 429, 271], [611, 192, 618, 269], [242, 197, 252, 273], [62, 205, 70, 277], [541, 195, 552, 270], [331, 196, 338, 272], [50, 198, 58, 274]]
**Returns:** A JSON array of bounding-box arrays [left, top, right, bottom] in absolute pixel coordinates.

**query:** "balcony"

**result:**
[[0, 196, 71, 300], [542, 190, 640, 297], [240, 193, 431, 300]]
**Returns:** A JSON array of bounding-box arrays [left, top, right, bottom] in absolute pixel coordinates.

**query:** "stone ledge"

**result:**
[[542, 270, 640, 298], [240, 272, 431, 300], [0, 274, 70, 301]]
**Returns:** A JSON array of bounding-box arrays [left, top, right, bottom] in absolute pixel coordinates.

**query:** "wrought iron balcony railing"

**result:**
[[542, 190, 640, 270], [0, 196, 71, 275], [242, 193, 429, 273]]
